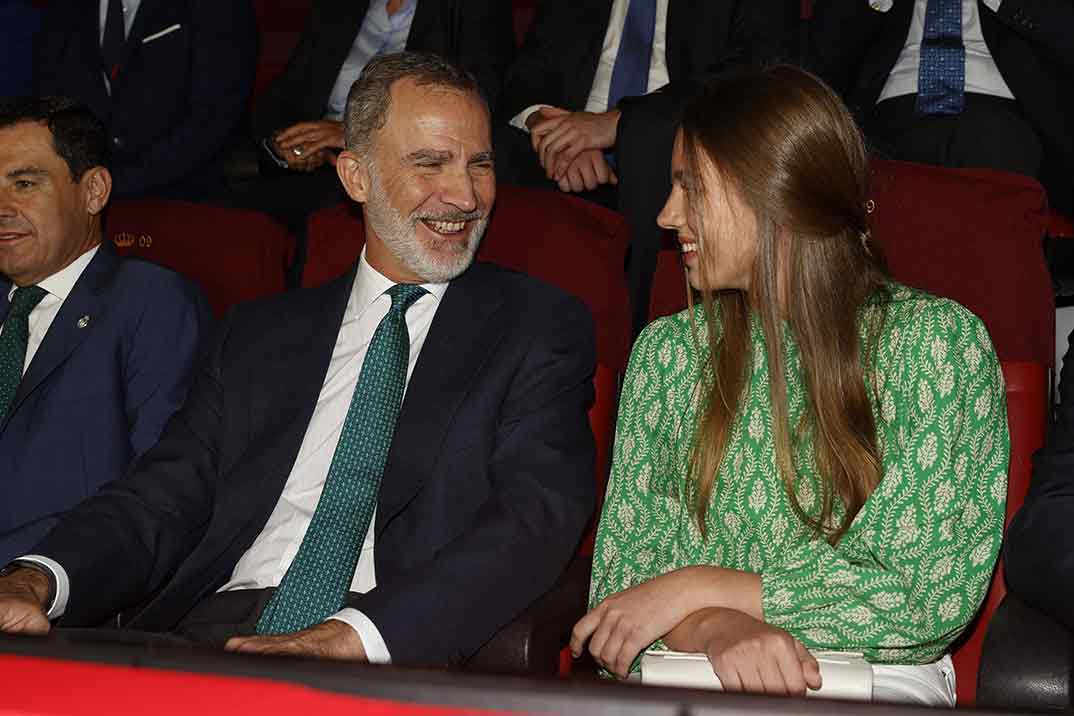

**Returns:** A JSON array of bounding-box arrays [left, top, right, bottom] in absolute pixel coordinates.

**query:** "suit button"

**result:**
[[112, 136, 124, 149]]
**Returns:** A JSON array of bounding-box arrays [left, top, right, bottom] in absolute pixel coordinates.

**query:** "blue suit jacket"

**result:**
[[0, 246, 212, 564], [33, 261, 595, 666], [33, 0, 256, 200]]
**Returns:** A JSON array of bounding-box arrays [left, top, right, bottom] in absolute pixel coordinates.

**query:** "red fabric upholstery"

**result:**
[[107, 199, 293, 318], [252, 0, 313, 102], [649, 160, 1054, 704], [3, 655, 501, 716], [1050, 211, 1074, 239], [511, 0, 540, 47], [868, 159, 1053, 365]]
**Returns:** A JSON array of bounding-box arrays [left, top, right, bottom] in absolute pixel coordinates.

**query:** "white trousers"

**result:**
[[872, 655, 957, 708]]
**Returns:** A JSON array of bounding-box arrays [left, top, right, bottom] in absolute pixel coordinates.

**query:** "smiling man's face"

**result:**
[[0, 121, 103, 287], [339, 77, 496, 284]]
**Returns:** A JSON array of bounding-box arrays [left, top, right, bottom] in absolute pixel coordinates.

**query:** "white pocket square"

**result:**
[[142, 24, 182, 44]]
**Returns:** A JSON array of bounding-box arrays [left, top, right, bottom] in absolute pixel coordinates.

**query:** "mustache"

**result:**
[[412, 210, 484, 224]]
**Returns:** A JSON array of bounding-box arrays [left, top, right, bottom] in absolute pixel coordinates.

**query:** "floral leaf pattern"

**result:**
[[589, 284, 1008, 665]]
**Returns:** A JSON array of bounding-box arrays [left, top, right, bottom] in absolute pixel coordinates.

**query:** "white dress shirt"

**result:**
[[510, 0, 671, 132], [98, 0, 141, 43], [876, 0, 1014, 103], [1, 246, 99, 374], [25, 250, 447, 665]]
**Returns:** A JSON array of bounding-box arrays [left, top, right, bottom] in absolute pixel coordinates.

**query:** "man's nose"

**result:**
[[439, 170, 478, 214]]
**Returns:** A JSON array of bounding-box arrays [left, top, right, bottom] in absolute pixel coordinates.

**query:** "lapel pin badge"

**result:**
[[77, 315, 90, 329]]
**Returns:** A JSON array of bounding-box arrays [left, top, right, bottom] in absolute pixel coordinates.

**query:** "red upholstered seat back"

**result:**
[[252, 0, 313, 102], [107, 199, 293, 317], [649, 159, 1053, 704], [304, 185, 632, 552]]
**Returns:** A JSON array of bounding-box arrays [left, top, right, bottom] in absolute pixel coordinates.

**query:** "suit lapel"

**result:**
[[3, 247, 117, 429], [375, 264, 506, 534]]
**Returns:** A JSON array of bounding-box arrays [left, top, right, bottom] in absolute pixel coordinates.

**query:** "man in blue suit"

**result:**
[[0, 97, 212, 564], [0, 55, 594, 667], [33, 0, 256, 200]]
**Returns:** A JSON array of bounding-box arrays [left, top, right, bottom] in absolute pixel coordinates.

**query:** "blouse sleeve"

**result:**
[[760, 300, 1009, 663], [589, 317, 694, 610]]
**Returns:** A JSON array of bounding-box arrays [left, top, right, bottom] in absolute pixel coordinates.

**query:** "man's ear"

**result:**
[[336, 150, 371, 204], [82, 167, 112, 216]]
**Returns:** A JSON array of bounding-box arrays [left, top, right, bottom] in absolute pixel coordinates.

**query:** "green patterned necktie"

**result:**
[[256, 283, 427, 635], [0, 285, 47, 420]]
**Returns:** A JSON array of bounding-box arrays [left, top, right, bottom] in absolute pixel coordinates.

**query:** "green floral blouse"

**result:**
[[590, 283, 1009, 665]]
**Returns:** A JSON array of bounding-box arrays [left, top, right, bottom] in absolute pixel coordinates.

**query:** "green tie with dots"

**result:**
[[0, 286, 48, 421], [256, 283, 427, 635]]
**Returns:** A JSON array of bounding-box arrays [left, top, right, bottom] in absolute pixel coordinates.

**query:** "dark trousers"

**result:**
[[866, 92, 1043, 179]]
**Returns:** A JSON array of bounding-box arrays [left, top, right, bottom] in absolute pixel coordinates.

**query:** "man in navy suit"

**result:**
[[33, 0, 256, 200], [0, 97, 212, 564], [0, 54, 594, 667]]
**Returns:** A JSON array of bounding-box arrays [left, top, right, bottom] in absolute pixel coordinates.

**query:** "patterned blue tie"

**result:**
[[256, 283, 427, 635], [916, 0, 965, 115], [607, 0, 657, 111]]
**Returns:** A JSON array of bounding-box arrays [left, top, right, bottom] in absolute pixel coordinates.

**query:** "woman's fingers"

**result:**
[[569, 608, 601, 657], [795, 640, 823, 690]]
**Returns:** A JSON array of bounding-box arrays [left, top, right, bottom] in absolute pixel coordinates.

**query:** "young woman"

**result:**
[[571, 66, 1009, 707]]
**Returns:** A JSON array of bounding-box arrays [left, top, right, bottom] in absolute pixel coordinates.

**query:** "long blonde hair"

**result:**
[[683, 66, 890, 545]]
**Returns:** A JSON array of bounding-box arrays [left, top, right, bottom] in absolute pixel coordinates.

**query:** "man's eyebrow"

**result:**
[[7, 167, 48, 179], [403, 149, 453, 163], [468, 151, 495, 164]]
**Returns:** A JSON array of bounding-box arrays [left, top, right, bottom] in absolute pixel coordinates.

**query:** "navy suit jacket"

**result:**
[[808, 0, 1074, 213], [33, 0, 256, 200], [32, 261, 596, 667], [0, 245, 212, 564]]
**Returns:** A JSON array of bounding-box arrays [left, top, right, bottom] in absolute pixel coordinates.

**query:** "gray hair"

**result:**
[[343, 51, 485, 156]]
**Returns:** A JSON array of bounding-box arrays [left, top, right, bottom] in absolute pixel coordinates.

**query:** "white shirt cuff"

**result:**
[[868, 0, 893, 11], [509, 104, 553, 133], [17, 555, 69, 620], [982, 0, 1001, 11], [328, 608, 391, 664]]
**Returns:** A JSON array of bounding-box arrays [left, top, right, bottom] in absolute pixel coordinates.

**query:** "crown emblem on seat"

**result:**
[[113, 231, 136, 248]]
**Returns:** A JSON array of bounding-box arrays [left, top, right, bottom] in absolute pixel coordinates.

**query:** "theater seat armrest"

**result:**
[[978, 593, 1074, 711], [465, 556, 590, 675]]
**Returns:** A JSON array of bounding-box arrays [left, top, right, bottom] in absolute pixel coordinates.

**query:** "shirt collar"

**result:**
[[7, 245, 100, 302], [349, 247, 449, 320]]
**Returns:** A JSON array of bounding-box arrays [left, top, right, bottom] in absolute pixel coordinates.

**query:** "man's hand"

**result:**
[[0, 568, 52, 635], [532, 110, 621, 181], [666, 608, 822, 697], [273, 120, 345, 172], [556, 149, 618, 193], [225, 620, 368, 661]]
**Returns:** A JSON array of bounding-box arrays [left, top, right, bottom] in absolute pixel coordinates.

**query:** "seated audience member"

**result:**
[[0, 0, 41, 97], [808, 0, 1074, 217], [1005, 334, 1074, 629], [0, 54, 595, 668], [0, 98, 212, 564], [498, 0, 794, 335], [572, 66, 1008, 706], [227, 0, 514, 235], [33, 0, 256, 200]]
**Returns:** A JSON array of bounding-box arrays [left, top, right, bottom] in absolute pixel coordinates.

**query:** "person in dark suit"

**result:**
[[0, 97, 212, 565], [808, 0, 1074, 217], [225, 0, 514, 241], [1005, 332, 1074, 630], [33, 0, 256, 200], [497, 0, 795, 335], [0, 54, 595, 668]]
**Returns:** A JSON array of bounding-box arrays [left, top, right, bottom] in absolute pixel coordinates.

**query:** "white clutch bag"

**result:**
[[640, 649, 874, 702]]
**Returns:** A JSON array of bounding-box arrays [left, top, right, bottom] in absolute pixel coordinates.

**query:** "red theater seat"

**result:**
[[252, 0, 314, 102], [107, 199, 294, 317], [649, 159, 1053, 705]]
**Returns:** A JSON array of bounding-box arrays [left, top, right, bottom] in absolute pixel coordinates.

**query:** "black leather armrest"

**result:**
[[978, 593, 1074, 711], [465, 555, 591, 676]]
